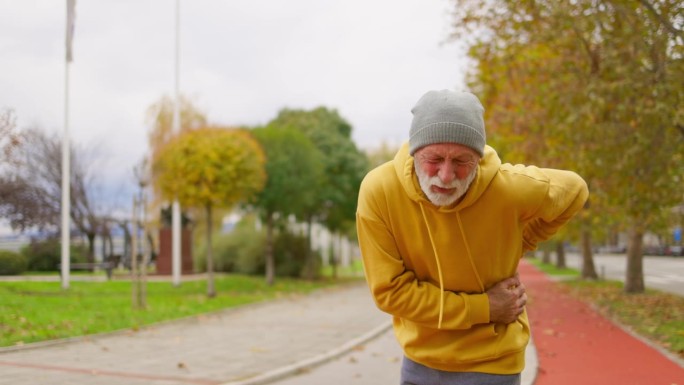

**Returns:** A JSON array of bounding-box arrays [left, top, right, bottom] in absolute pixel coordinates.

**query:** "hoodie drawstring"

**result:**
[[457, 213, 485, 292], [419, 204, 486, 330], [419, 202, 445, 329]]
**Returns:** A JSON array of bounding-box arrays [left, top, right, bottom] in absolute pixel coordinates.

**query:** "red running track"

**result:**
[[519, 258, 684, 385]]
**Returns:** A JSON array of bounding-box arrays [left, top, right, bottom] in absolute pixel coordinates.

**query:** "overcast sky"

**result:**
[[0, 0, 470, 214]]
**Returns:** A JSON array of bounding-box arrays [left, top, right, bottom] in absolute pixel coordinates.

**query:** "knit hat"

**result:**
[[408, 89, 486, 156]]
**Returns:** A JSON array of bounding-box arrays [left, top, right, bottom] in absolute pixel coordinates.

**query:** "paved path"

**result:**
[[0, 282, 388, 385], [521, 260, 684, 385]]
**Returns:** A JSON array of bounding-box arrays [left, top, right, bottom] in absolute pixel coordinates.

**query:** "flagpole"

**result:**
[[61, 60, 71, 290], [61, 0, 76, 290], [171, 0, 182, 287]]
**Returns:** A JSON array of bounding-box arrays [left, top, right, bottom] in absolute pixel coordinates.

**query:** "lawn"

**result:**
[[0, 273, 345, 348], [528, 257, 684, 359]]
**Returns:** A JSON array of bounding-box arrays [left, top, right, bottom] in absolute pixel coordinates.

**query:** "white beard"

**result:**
[[415, 163, 477, 206]]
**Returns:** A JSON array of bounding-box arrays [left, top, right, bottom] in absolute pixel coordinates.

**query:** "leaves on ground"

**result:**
[[562, 280, 684, 359]]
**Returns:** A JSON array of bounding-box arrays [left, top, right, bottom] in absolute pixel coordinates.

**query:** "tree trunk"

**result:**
[[87, 232, 96, 265], [555, 240, 566, 269], [302, 217, 315, 280], [624, 225, 645, 293], [265, 213, 275, 286], [131, 197, 140, 309], [206, 204, 216, 298], [100, 228, 108, 265], [581, 227, 599, 280], [330, 233, 338, 279], [542, 246, 551, 264], [120, 222, 131, 269]]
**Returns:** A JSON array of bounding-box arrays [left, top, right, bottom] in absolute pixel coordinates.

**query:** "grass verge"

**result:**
[[529, 257, 684, 360], [0, 273, 346, 348]]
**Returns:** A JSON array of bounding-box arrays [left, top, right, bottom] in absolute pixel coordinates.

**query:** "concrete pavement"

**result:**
[[0, 280, 537, 385]]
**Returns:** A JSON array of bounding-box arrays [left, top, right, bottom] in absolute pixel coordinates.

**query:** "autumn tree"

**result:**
[[145, 95, 209, 230], [450, 0, 684, 292], [146, 94, 209, 157], [250, 125, 324, 284], [153, 127, 266, 297], [365, 141, 400, 169]]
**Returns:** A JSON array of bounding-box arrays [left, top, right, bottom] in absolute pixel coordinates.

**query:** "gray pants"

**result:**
[[401, 357, 521, 385]]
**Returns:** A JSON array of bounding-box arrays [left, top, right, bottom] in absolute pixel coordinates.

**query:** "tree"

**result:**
[[365, 141, 399, 169], [146, 94, 209, 157], [268, 107, 369, 274], [450, 0, 684, 292], [145, 94, 209, 230], [250, 125, 325, 285], [153, 127, 266, 297], [0, 127, 104, 264], [0, 108, 20, 168], [267, 107, 369, 273]]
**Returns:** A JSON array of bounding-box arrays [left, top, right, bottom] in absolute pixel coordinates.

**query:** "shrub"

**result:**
[[273, 230, 320, 278], [195, 214, 266, 275], [21, 238, 88, 272], [196, 214, 322, 279], [0, 250, 28, 275]]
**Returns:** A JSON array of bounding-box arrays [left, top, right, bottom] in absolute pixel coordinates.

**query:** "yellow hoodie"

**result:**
[[356, 143, 588, 374]]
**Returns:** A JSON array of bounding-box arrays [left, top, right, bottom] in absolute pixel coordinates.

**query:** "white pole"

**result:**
[[61, 61, 71, 290], [61, 0, 75, 290], [171, 0, 182, 287]]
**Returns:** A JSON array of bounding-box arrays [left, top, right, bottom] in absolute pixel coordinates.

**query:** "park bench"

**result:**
[[57, 261, 114, 280]]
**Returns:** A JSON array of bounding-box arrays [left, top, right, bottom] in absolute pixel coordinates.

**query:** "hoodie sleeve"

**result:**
[[356, 175, 491, 330], [522, 169, 589, 252]]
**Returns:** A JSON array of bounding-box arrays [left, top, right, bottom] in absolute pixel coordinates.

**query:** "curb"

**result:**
[[218, 321, 394, 385], [523, 335, 538, 385]]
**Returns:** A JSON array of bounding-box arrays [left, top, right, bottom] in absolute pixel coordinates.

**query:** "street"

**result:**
[[563, 253, 684, 296]]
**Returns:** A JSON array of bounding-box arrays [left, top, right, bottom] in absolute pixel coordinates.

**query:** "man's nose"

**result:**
[[438, 163, 456, 184]]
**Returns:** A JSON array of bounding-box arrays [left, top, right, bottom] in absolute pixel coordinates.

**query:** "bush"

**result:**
[[195, 215, 266, 275], [196, 214, 322, 279], [21, 238, 88, 272], [0, 250, 28, 275], [273, 230, 321, 278]]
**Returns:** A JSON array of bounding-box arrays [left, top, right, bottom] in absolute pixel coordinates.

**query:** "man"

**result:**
[[356, 89, 588, 385]]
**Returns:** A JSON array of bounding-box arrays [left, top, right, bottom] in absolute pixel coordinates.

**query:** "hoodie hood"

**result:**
[[393, 142, 501, 211]]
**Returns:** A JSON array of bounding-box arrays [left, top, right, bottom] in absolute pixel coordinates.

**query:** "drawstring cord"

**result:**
[[419, 204, 487, 329], [419, 202, 445, 329], [456, 213, 485, 292]]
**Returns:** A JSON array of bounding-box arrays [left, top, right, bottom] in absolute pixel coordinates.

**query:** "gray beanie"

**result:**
[[409, 89, 486, 156]]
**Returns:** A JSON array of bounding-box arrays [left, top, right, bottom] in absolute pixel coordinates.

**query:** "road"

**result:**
[[563, 253, 684, 296]]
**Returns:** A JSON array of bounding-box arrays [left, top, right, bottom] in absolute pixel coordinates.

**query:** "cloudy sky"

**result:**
[[0, 0, 470, 211]]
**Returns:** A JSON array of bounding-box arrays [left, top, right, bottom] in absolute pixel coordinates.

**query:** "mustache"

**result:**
[[425, 175, 462, 189]]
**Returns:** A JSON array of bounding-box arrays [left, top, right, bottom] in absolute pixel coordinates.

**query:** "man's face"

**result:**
[[413, 143, 480, 206]]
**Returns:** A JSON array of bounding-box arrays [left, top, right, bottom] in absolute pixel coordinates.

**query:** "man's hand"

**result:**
[[486, 273, 527, 324]]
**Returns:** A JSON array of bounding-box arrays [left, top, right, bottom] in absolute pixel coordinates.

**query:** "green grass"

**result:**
[[527, 257, 580, 277], [320, 259, 365, 277], [529, 257, 684, 359], [0, 274, 336, 348]]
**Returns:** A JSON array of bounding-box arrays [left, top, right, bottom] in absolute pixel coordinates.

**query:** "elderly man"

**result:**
[[356, 89, 588, 385]]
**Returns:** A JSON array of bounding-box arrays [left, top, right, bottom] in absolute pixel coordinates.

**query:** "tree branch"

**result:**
[[637, 0, 683, 38]]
